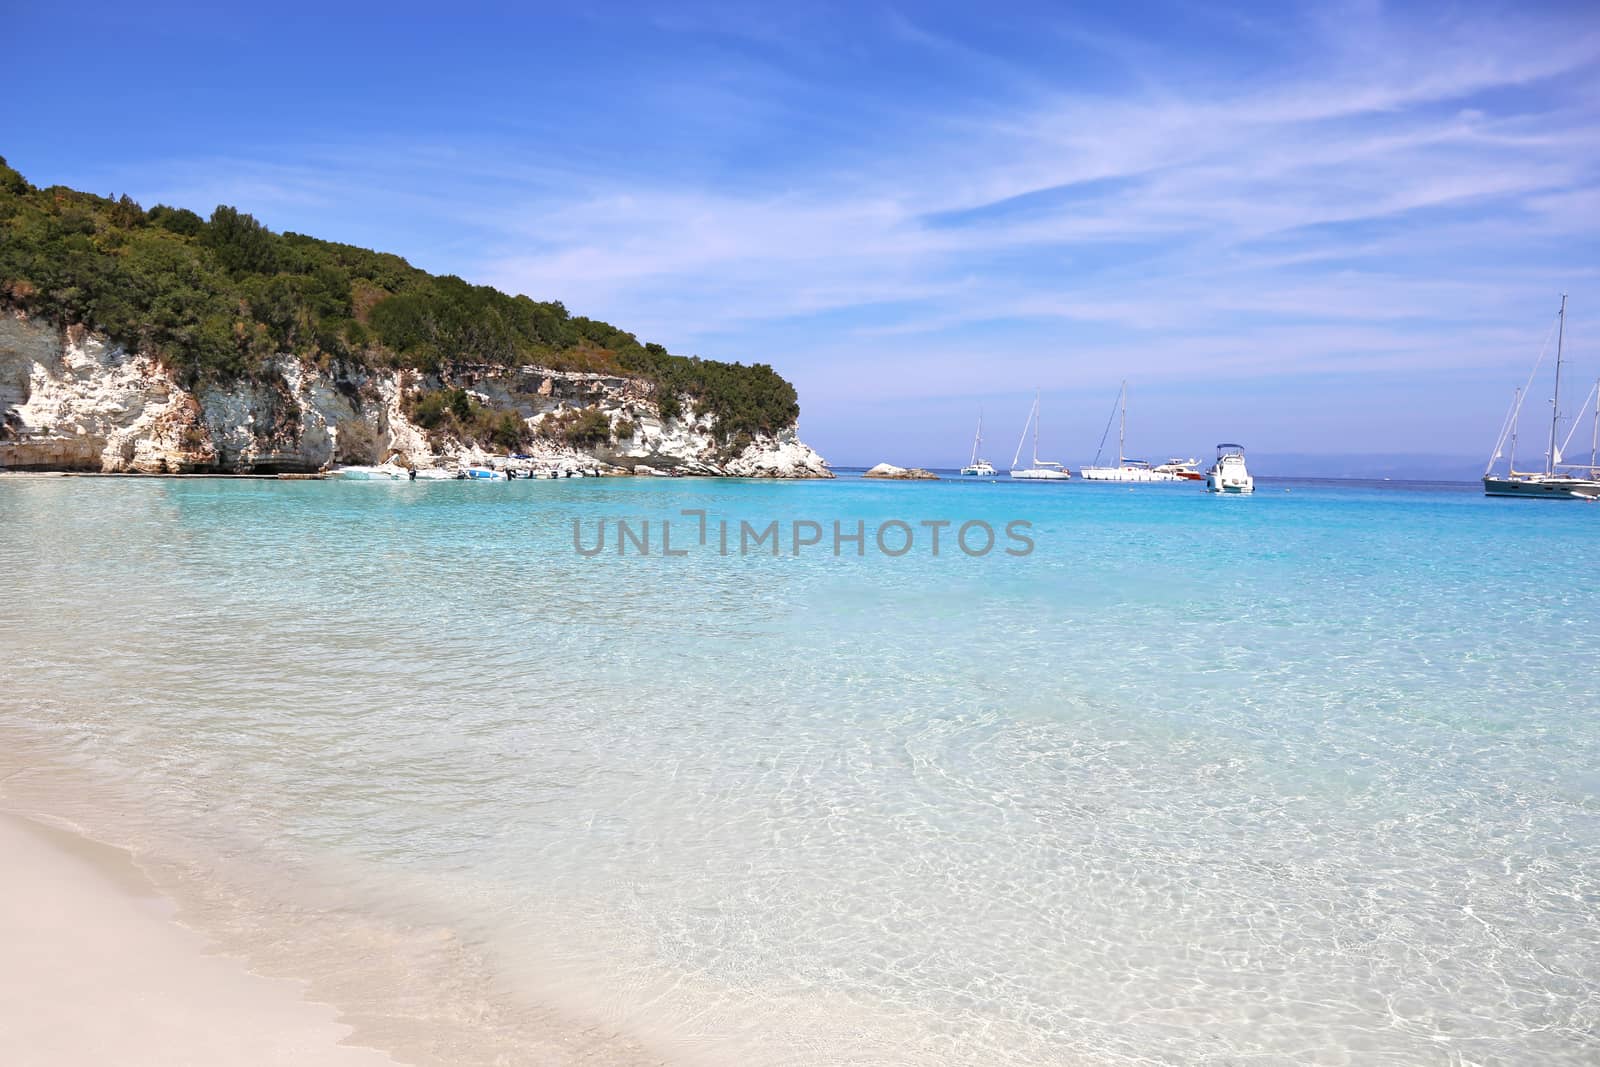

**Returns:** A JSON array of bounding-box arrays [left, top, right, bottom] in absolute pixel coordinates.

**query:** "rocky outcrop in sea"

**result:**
[[862, 462, 939, 480]]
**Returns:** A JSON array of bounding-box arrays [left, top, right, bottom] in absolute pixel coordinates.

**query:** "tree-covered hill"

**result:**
[[0, 157, 798, 440]]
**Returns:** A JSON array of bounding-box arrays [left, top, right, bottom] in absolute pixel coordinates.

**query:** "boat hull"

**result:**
[[1079, 466, 1184, 483], [1206, 448, 1253, 494], [336, 465, 409, 480], [1010, 468, 1072, 480], [1483, 476, 1600, 499], [1206, 469, 1254, 493]]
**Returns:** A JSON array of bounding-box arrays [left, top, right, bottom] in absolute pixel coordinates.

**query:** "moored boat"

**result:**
[[1078, 382, 1185, 482], [960, 410, 998, 477], [1483, 295, 1600, 500], [1483, 473, 1600, 500], [1206, 444, 1254, 494], [1008, 391, 1072, 480], [336, 464, 410, 480], [1153, 458, 1204, 480], [1079, 459, 1177, 482]]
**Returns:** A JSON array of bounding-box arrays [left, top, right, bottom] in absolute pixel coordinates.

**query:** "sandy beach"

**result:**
[[0, 813, 397, 1067]]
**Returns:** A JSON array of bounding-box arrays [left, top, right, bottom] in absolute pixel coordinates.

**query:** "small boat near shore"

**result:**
[[336, 464, 411, 480], [336, 464, 463, 480]]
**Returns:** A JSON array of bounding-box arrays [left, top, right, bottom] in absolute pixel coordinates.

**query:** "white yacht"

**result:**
[[1153, 457, 1204, 481], [1206, 444, 1254, 494], [1078, 382, 1185, 482], [1009, 391, 1072, 480], [960, 410, 998, 476], [1483, 295, 1600, 500]]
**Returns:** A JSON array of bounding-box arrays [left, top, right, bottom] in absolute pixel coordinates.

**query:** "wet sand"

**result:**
[[0, 812, 396, 1066]]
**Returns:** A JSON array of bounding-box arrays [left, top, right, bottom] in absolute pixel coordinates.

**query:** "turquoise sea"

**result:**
[[1, 474, 1597, 1065]]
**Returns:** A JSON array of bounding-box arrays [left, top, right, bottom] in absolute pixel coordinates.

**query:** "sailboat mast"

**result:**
[[1591, 377, 1599, 474], [970, 410, 982, 467], [1033, 391, 1041, 465], [1118, 381, 1127, 466], [1011, 393, 1037, 470], [1548, 293, 1566, 475], [1509, 387, 1520, 474]]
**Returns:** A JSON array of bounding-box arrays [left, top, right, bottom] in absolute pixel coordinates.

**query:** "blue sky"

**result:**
[[6, 1, 1599, 468]]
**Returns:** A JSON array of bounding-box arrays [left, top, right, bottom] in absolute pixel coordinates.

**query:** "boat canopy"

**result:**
[[1216, 443, 1245, 452]]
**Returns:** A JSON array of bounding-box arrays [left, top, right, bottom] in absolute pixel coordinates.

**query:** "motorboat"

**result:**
[[1206, 444, 1254, 494], [1153, 458, 1204, 480], [336, 464, 410, 480]]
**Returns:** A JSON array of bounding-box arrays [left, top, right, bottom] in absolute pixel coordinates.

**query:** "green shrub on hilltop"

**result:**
[[620, 344, 798, 439], [0, 158, 800, 440]]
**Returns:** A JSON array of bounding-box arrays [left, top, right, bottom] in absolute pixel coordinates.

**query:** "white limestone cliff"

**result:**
[[0, 313, 832, 478]]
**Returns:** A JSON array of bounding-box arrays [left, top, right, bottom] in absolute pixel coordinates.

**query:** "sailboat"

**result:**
[[1078, 381, 1184, 482], [1009, 391, 1072, 480], [960, 410, 997, 476], [1484, 294, 1600, 500]]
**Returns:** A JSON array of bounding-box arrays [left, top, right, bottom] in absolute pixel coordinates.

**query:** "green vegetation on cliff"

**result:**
[[0, 158, 799, 441], [403, 387, 531, 452]]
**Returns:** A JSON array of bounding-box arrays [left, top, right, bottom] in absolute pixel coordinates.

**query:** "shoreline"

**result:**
[[0, 747, 669, 1067], [0, 470, 328, 479], [0, 467, 826, 481], [0, 740, 969, 1066], [0, 811, 398, 1066]]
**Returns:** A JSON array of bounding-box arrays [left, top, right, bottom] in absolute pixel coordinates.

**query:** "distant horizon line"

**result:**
[[831, 465, 1483, 483], [828, 451, 1497, 476]]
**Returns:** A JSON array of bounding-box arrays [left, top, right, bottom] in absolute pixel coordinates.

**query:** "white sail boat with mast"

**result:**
[[1009, 391, 1072, 480], [1078, 381, 1184, 482], [1484, 294, 1600, 500], [1591, 375, 1600, 479], [960, 410, 997, 476]]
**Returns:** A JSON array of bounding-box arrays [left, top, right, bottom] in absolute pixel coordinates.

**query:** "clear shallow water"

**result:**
[[1, 475, 1597, 1064]]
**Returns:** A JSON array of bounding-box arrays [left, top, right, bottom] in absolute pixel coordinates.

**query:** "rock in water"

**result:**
[[863, 462, 939, 480]]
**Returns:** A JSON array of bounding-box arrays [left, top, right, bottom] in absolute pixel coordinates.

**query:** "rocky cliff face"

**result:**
[[0, 314, 831, 477]]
